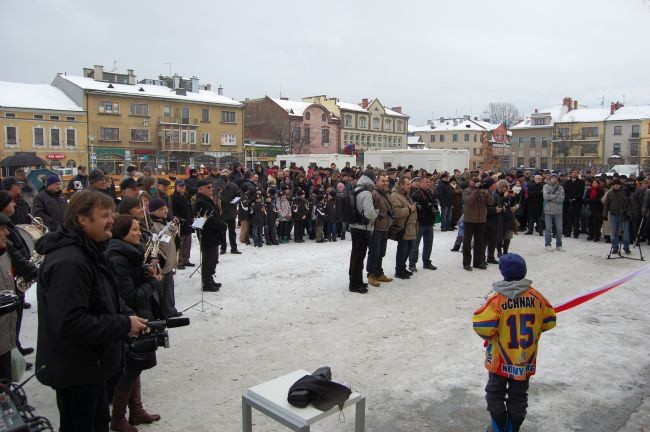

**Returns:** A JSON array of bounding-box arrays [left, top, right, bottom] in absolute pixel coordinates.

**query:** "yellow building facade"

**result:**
[[0, 82, 87, 171], [551, 120, 606, 172], [53, 66, 244, 175], [641, 119, 650, 170]]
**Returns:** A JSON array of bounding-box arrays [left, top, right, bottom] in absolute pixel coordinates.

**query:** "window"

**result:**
[[5, 113, 15, 118], [221, 133, 236, 146], [304, 111, 310, 121], [130, 129, 149, 142], [582, 143, 598, 155], [372, 117, 380, 129], [430, 135, 435, 143], [440, 134, 445, 142], [631, 142, 639, 156], [5, 126, 17, 146], [50, 128, 60, 146], [530, 137, 536, 148], [541, 158, 549, 169], [181, 130, 188, 144], [34, 127, 44, 147], [99, 127, 120, 141], [452, 133, 458, 142], [632, 125, 640, 138], [293, 127, 301, 142], [542, 137, 548, 148], [221, 111, 236, 123], [321, 113, 326, 122], [396, 121, 403, 132], [474, 134, 478, 142], [201, 108, 210, 122], [33, 114, 43, 120], [533, 118, 546, 126], [129, 103, 149, 116], [172, 130, 179, 143], [322, 128, 329, 144], [304, 127, 311, 143], [50, 115, 59, 120], [66, 129, 76, 146], [190, 131, 196, 144], [359, 117, 367, 128], [99, 100, 119, 114], [518, 137, 524, 145], [384, 119, 392, 130], [581, 127, 598, 138], [558, 127, 570, 139], [344, 115, 352, 127], [613, 143, 621, 154], [163, 106, 171, 117], [66, 116, 76, 121], [201, 133, 210, 145], [517, 157, 524, 167], [614, 125, 622, 135], [464, 133, 469, 142], [181, 107, 190, 122]]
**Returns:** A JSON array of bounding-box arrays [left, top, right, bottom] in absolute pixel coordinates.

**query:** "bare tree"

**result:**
[[483, 102, 520, 128]]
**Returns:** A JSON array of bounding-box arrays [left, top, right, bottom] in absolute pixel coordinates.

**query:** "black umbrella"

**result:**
[[0, 152, 48, 168]]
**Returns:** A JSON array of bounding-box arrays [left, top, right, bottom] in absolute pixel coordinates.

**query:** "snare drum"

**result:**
[[15, 224, 43, 254]]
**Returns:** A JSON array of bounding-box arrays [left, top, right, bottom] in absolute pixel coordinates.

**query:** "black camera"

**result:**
[[0, 290, 20, 316], [128, 317, 190, 353]]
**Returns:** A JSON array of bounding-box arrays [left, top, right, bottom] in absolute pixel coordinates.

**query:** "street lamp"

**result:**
[[88, 135, 96, 169]]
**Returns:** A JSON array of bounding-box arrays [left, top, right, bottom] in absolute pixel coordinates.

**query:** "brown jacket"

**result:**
[[462, 187, 494, 223], [389, 186, 418, 240], [372, 187, 393, 232]]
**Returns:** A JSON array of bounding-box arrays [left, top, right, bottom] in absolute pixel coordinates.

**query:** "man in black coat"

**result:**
[[562, 170, 586, 238], [66, 164, 90, 194], [409, 176, 438, 271], [2, 177, 31, 225], [436, 173, 453, 231], [184, 169, 200, 198], [219, 176, 242, 254], [525, 175, 544, 235], [171, 180, 195, 268], [194, 180, 227, 292], [32, 175, 67, 232], [34, 190, 148, 432]]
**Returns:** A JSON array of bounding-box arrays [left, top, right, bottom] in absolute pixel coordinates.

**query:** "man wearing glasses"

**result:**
[[194, 180, 227, 292]]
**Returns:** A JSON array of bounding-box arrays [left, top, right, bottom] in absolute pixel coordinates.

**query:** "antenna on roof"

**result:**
[[112, 60, 117, 72], [601, 95, 605, 107]]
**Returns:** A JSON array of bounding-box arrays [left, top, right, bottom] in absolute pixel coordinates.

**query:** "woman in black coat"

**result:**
[[106, 215, 161, 431]]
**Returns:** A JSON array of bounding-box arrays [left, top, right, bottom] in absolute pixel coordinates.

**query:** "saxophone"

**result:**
[[15, 215, 49, 292]]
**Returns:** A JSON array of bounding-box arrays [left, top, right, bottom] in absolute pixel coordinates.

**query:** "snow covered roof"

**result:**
[[337, 101, 367, 113], [0, 81, 83, 112], [556, 107, 611, 123], [384, 107, 408, 118], [606, 105, 650, 121], [57, 75, 243, 106], [408, 124, 435, 133], [470, 119, 501, 131], [271, 98, 314, 116], [408, 135, 423, 145]]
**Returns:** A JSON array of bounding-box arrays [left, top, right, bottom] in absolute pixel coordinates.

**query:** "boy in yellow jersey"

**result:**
[[473, 253, 556, 432]]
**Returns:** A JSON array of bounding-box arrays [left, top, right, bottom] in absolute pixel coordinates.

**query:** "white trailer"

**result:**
[[363, 149, 469, 172], [275, 153, 357, 169]]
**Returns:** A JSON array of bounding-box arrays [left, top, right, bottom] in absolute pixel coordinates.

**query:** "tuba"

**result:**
[[15, 214, 49, 292]]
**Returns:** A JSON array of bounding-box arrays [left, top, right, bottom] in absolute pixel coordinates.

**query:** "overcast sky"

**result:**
[[2, 0, 649, 125]]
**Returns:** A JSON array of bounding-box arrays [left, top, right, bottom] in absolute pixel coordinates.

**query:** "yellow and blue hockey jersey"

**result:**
[[473, 279, 556, 380]]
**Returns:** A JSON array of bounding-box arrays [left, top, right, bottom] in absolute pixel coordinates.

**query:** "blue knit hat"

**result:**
[[499, 253, 527, 281], [45, 175, 61, 187]]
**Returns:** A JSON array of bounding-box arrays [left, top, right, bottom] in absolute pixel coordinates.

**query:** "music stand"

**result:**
[[607, 217, 644, 261], [183, 217, 220, 313]]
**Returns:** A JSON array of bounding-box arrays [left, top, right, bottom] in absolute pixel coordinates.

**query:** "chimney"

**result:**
[[203, 83, 211, 91], [391, 106, 402, 113], [463, 115, 470, 120], [127, 69, 135, 85], [534, 108, 538, 114], [474, 117, 478, 121], [573, 100, 578, 110], [280, 97, 289, 101], [93, 65, 104, 81], [563, 97, 573, 112], [190, 76, 200, 93], [172, 74, 180, 90], [439, 117, 445, 123], [361, 98, 369, 109], [217, 85, 223, 96], [610, 101, 624, 114]]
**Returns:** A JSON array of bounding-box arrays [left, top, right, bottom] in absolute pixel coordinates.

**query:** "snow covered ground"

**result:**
[[19, 229, 650, 431]]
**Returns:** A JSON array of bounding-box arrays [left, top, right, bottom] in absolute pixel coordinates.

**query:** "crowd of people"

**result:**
[[0, 159, 647, 431]]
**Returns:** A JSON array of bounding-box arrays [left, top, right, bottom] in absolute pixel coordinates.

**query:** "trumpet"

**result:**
[[142, 217, 181, 281], [15, 214, 49, 292]]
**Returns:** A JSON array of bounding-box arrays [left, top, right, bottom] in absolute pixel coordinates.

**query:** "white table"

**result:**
[[242, 369, 365, 432]]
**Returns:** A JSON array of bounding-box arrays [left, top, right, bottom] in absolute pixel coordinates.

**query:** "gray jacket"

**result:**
[[543, 182, 564, 215], [349, 175, 378, 232]]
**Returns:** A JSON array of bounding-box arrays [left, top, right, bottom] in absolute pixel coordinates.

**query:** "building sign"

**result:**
[[134, 149, 156, 155], [46, 153, 66, 160]]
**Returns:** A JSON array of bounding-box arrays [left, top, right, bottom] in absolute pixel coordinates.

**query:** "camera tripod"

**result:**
[[183, 229, 220, 313], [607, 216, 645, 261]]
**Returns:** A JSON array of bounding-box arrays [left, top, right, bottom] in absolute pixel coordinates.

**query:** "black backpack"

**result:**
[[336, 189, 369, 225]]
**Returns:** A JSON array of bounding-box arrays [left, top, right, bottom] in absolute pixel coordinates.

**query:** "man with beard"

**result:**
[[194, 180, 227, 291], [32, 175, 67, 232], [35, 190, 148, 432]]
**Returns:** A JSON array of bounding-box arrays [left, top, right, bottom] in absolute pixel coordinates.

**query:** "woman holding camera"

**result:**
[[106, 215, 162, 432]]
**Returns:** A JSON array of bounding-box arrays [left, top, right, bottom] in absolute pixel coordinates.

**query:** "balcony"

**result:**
[[158, 116, 199, 126], [159, 141, 198, 152]]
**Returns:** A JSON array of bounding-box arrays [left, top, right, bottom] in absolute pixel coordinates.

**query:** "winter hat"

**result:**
[[483, 178, 496, 188], [175, 179, 186, 187], [612, 178, 622, 185], [88, 168, 105, 184], [148, 198, 168, 213], [197, 179, 212, 188], [499, 253, 527, 281], [118, 197, 141, 215], [550, 173, 559, 179], [120, 177, 139, 190], [363, 170, 376, 182], [1, 176, 23, 190], [45, 175, 61, 187], [0, 191, 12, 211]]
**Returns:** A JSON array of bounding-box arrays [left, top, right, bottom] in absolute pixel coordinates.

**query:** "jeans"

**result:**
[[366, 230, 388, 277], [396, 239, 415, 273], [349, 228, 370, 286], [251, 224, 264, 246], [440, 206, 452, 230], [544, 213, 563, 247], [610, 214, 630, 252], [409, 224, 434, 267], [327, 222, 338, 239]]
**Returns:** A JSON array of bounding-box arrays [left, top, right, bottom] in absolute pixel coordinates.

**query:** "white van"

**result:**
[[605, 165, 639, 177]]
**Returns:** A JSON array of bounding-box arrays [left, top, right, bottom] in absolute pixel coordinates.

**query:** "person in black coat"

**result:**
[[32, 175, 67, 232], [2, 177, 32, 225], [184, 169, 200, 198], [587, 179, 605, 242], [436, 173, 454, 231], [66, 165, 90, 193], [254, 164, 268, 190], [194, 180, 227, 291], [218, 176, 241, 254], [525, 175, 544, 235], [484, 179, 502, 264], [264, 190, 279, 245], [250, 193, 266, 247], [292, 189, 309, 243], [171, 181, 195, 268], [563, 170, 586, 237], [34, 191, 148, 432]]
